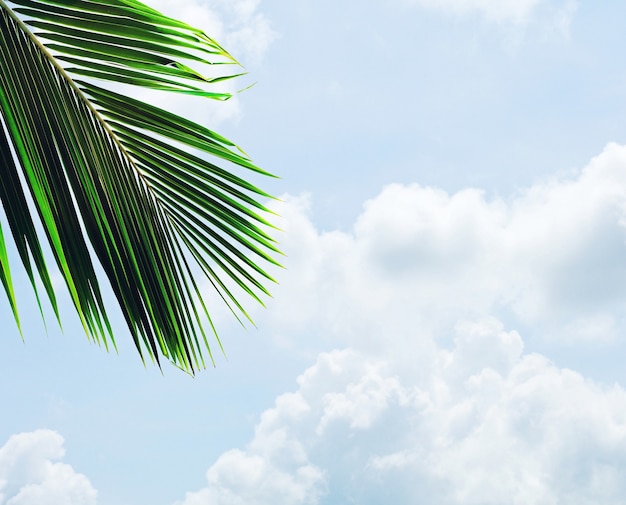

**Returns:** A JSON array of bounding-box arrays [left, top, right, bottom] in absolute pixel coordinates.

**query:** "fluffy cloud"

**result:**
[[258, 142, 626, 349], [175, 389, 326, 505], [9, 142, 626, 504], [0, 430, 97, 505], [182, 143, 626, 503], [177, 319, 626, 504]]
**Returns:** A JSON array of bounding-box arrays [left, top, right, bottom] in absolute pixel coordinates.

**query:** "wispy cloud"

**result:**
[[148, 0, 276, 65], [108, 0, 277, 128]]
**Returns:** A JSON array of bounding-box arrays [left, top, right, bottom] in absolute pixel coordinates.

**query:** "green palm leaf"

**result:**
[[0, 0, 281, 373]]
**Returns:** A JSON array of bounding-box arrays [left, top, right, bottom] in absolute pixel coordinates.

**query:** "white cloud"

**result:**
[[148, 0, 276, 66], [215, 0, 277, 66], [7, 142, 625, 503], [177, 143, 626, 503], [0, 430, 97, 505], [176, 318, 626, 504], [176, 451, 324, 505], [174, 391, 326, 505], [105, 0, 276, 128], [259, 142, 626, 349], [174, 376, 327, 505]]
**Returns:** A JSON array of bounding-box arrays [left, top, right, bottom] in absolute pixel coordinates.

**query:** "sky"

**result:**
[[3, 0, 626, 503]]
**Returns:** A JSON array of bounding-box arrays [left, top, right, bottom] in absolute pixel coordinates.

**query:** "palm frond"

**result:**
[[0, 0, 281, 373]]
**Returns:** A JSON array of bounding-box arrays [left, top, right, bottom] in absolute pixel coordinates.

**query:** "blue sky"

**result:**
[[3, 0, 626, 503]]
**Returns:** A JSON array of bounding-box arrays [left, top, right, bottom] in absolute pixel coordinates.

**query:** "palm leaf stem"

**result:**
[[0, 0, 148, 189]]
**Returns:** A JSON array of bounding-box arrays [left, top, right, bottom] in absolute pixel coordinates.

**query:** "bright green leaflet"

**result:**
[[0, 0, 281, 373]]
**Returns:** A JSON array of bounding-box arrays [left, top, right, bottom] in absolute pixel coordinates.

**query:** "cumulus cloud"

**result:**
[[258, 142, 626, 349], [10, 142, 624, 504], [176, 319, 626, 504], [175, 389, 326, 505], [0, 430, 97, 505], [180, 143, 626, 503]]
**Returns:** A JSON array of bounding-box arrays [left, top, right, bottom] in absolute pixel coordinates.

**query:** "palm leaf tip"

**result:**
[[0, 0, 281, 373]]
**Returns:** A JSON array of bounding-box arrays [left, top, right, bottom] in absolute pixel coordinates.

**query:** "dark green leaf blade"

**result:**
[[0, 0, 281, 374]]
